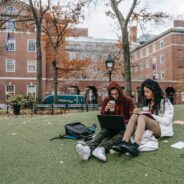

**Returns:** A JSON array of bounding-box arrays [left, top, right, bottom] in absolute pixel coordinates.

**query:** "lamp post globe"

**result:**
[[105, 54, 114, 82]]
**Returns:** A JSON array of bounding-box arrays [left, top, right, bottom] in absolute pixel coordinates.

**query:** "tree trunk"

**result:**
[[52, 59, 58, 104], [36, 23, 43, 103], [122, 27, 132, 96]]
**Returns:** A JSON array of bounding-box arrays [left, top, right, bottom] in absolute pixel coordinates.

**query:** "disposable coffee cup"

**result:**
[[142, 106, 149, 112], [109, 100, 115, 112]]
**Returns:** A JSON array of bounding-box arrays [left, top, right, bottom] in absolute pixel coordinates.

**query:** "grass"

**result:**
[[0, 105, 184, 184]]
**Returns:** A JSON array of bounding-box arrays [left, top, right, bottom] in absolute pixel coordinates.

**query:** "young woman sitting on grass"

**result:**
[[112, 79, 174, 156], [75, 81, 136, 161]]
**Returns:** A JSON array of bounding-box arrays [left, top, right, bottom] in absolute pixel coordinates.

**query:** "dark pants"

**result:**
[[87, 129, 124, 152]]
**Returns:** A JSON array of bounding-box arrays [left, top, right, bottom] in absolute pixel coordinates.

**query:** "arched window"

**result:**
[[4, 7, 17, 31], [6, 20, 16, 31], [5, 7, 17, 14]]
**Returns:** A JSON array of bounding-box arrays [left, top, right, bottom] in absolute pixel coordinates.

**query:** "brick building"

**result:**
[[0, 1, 184, 104], [0, 1, 121, 105], [130, 20, 184, 104]]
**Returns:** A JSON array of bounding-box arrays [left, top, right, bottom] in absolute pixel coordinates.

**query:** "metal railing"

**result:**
[[4, 103, 99, 115], [33, 103, 99, 115]]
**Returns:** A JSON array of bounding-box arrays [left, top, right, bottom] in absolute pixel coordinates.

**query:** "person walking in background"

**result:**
[[75, 81, 136, 161], [112, 79, 174, 156]]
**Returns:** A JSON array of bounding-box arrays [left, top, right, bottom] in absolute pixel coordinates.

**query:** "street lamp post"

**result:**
[[105, 54, 114, 82]]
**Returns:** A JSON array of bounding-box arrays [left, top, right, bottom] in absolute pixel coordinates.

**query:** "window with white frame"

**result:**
[[6, 59, 15, 72], [140, 61, 144, 70], [140, 49, 143, 58], [160, 53, 165, 64], [146, 74, 150, 78], [27, 60, 36, 72], [5, 7, 17, 14], [160, 39, 164, 48], [5, 7, 17, 31], [80, 52, 86, 60], [152, 56, 157, 79], [146, 58, 150, 68], [5, 85, 15, 99], [152, 43, 156, 53], [146, 47, 149, 56], [27, 85, 36, 98], [160, 71, 165, 79], [28, 39, 36, 52], [69, 52, 76, 60], [7, 38, 16, 51], [6, 20, 16, 31], [181, 92, 184, 102]]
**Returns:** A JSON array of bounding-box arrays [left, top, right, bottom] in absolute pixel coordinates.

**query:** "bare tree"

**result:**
[[108, 0, 169, 96], [110, 0, 137, 95]]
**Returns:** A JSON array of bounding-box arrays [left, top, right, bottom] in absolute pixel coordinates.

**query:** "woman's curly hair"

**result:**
[[140, 79, 165, 114]]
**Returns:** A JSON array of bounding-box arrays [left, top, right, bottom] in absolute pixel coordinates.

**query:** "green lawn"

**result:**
[[0, 105, 184, 184]]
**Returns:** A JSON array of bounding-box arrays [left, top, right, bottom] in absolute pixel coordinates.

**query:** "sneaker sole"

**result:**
[[92, 151, 106, 162], [121, 145, 139, 157], [112, 146, 126, 154]]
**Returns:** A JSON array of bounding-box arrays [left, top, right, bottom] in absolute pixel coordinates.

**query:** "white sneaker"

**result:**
[[75, 144, 91, 161], [92, 147, 106, 161]]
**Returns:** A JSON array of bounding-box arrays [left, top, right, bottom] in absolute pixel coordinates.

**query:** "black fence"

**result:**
[[34, 103, 99, 115], [5, 103, 100, 115]]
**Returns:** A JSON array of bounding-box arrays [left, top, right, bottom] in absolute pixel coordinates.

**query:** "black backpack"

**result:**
[[50, 122, 96, 141]]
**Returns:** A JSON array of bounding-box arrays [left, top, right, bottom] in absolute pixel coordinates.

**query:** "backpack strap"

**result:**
[[49, 134, 65, 141]]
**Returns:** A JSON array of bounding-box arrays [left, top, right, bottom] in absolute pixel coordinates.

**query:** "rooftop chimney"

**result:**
[[173, 20, 184, 27], [129, 26, 137, 42]]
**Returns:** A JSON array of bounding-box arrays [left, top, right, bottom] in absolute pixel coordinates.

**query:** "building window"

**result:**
[[7, 38, 16, 51], [160, 39, 164, 48], [146, 58, 150, 68], [5, 7, 17, 31], [5, 85, 15, 99], [6, 20, 16, 31], [152, 56, 158, 79], [28, 39, 36, 52], [160, 53, 164, 64], [140, 61, 143, 70], [69, 52, 76, 60], [80, 52, 87, 60], [160, 71, 165, 79], [27, 60, 36, 72], [140, 49, 143, 58], [27, 85, 36, 98], [152, 43, 156, 53], [181, 92, 184, 102], [5, 7, 17, 14], [146, 47, 149, 56], [146, 74, 150, 78], [6, 59, 15, 72]]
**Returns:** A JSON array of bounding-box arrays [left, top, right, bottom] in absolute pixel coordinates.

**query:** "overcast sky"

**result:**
[[78, 0, 184, 39]]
